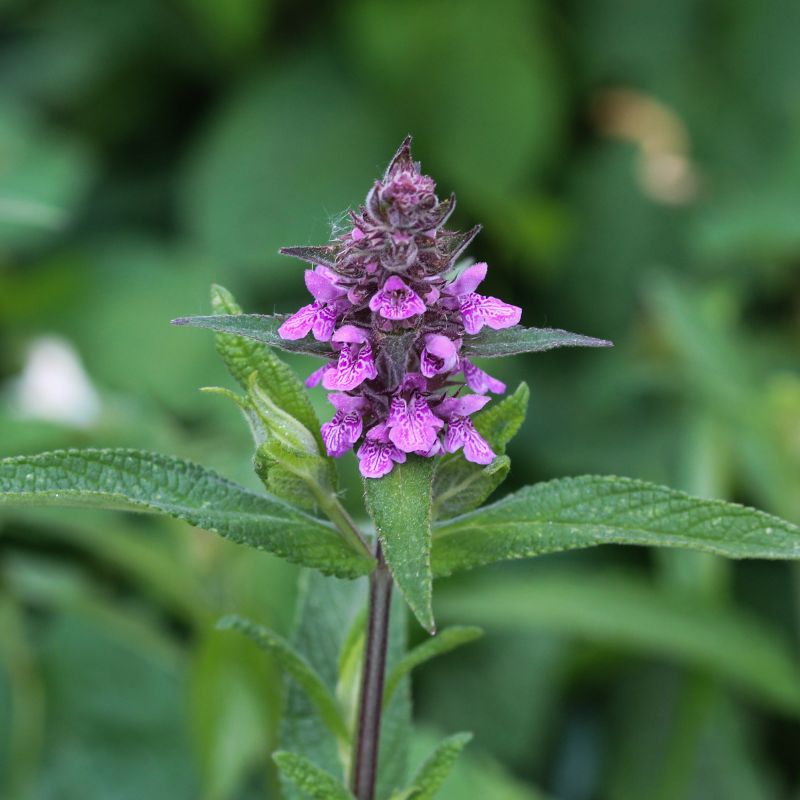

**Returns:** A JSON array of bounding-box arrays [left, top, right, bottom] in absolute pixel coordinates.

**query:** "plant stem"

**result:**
[[351, 542, 392, 800], [313, 488, 373, 560]]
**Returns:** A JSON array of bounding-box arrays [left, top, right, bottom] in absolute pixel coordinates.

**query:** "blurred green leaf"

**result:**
[[343, 0, 563, 202], [383, 627, 483, 708], [0, 449, 372, 577], [273, 751, 354, 799], [432, 475, 800, 577], [174, 314, 331, 356], [0, 98, 94, 252], [180, 55, 388, 275], [365, 457, 436, 633], [438, 571, 800, 715], [189, 628, 274, 800], [218, 614, 350, 744], [464, 326, 613, 358]]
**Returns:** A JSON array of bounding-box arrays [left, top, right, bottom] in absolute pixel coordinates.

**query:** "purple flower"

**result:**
[[444, 262, 522, 335], [278, 139, 525, 477], [278, 301, 339, 342], [461, 358, 506, 394], [420, 335, 459, 378], [321, 394, 367, 457], [357, 424, 407, 478], [437, 395, 495, 465], [386, 390, 444, 453], [369, 275, 426, 320], [322, 326, 377, 391]]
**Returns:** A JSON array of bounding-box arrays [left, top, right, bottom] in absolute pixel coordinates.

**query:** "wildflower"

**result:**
[[279, 138, 521, 477]]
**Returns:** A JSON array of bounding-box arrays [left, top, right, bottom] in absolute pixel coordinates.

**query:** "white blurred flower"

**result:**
[[12, 336, 100, 427]]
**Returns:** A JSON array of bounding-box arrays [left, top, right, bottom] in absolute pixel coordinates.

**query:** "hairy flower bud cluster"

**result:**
[[278, 139, 521, 478]]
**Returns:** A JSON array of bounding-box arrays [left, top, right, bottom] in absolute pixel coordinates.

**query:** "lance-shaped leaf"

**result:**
[[433, 383, 529, 519], [279, 245, 339, 269], [463, 325, 613, 358], [210, 284, 324, 450], [272, 752, 354, 800], [383, 626, 483, 707], [365, 457, 436, 633], [172, 314, 333, 357], [217, 616, 350, 744], [0, 449, 373, 578], [432, 475, 800, 577], [394, 733, 473, 800]]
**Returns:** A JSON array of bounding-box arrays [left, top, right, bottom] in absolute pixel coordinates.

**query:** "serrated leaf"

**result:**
[[218, 615, 350, 744], [437, 571, 800, 715], [172, 314, 332, 357], [432, 474, 800, 577], [383, 626, 483, 707], [0, 449, 373, 578], [364, 457, 436, 633], [433, 383, 529, 519], [400, 732, 473, 800], [463, 325, 612, 358], [211, 284, 324, 451], [272, 751, 355, 800], [279, 245, 339, 269]]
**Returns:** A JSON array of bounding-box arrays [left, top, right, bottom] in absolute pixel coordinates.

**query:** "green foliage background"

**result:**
[[0, 0, 798, 797]]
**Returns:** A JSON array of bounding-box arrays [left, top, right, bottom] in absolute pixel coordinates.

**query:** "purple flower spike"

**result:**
[[462, 358, 506, 395], [357, 424, 407, 478], [420, 334, 458, 378], [369, 275, 426, 320], [280, 139, 527, 476], [387, 393, 444, 453]]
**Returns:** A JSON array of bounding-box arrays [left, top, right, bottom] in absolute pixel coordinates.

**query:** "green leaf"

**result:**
[[432, 474, 800, 577], [463, 325, 612, 358], [364, 457, 436, 633], [433, 383, 529, 519], [272, 751, 354, 800], [0, 449, 373, 578], [383, 626, 483, 707], [172, 313, 332, 357], [437, 571, 800, 715], [399, 732, 473, 800], [217, 615, 350, 744], [210, 284, 324, 450]]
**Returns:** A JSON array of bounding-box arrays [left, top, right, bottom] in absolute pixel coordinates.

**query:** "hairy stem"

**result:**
[[313, 488, 373, 560], [351, 543, 392, 800]]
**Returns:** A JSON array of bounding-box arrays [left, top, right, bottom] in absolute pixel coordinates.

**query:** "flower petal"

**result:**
[[278, 303, 318, 340], [387, 393, 443, 453], [357, 432, 407, 478], [445, 262, 487, 296], [460, 293, 521, 334], [368, 276, 426, 320], [420, 334, 459, 378], [321, 410, 363, 457], [322, 341, 377, 391], [462, 359, 506, 394], [305, 268, 345, 302]]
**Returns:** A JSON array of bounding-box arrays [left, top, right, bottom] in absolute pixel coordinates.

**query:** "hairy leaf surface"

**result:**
[[172, 314, 332, 356], [464, 325, 612, 358], [0, 449, 372, 578], [432, 475, 800, 576], [273, 752, 354, 799], [365, 457, 436, 633]]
